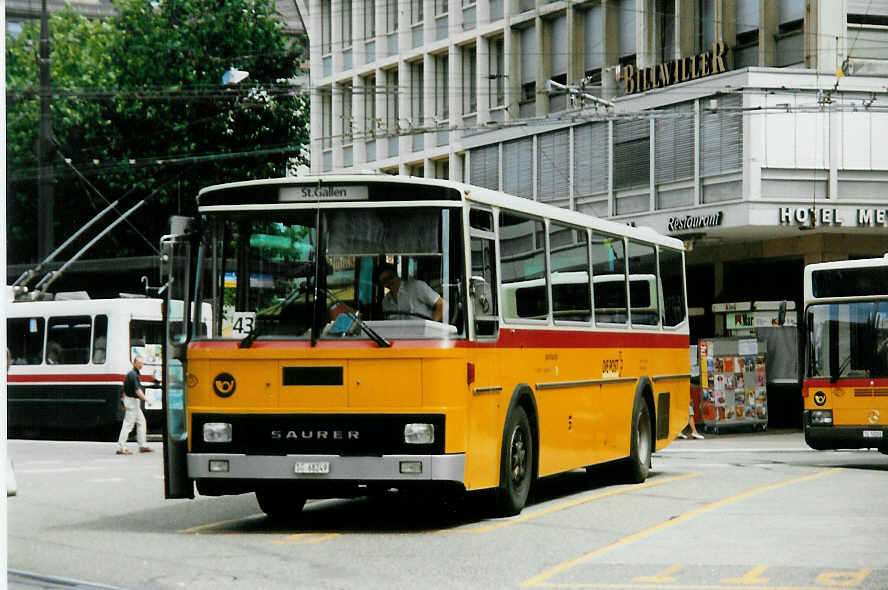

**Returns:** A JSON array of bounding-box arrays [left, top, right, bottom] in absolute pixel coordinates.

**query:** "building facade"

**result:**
[[309, 0, 888, 425]]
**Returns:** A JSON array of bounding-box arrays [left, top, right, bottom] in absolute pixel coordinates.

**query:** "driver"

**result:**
[[377, 262, 444, 322]]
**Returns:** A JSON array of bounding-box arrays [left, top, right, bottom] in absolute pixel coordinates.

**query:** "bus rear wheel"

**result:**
[[495, 406, 534, 516], [624, 400, 652, 483], [255, 486, 307, 522]]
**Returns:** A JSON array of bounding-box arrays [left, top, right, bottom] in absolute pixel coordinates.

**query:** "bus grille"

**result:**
[[190, 413, 445, 455]]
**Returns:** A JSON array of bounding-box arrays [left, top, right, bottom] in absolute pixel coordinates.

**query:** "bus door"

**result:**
[[161, 233, 195, 499], [466, 209, 502, 489]]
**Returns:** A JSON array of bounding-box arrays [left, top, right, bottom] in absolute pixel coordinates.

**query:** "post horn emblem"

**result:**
[[213, 373, 236, 398]]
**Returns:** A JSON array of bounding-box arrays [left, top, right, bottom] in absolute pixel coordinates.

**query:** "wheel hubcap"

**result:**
[[510, 427, 528, 486], [637, 413, 651, 461]]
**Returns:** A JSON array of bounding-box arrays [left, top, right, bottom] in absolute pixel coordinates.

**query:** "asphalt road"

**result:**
[[7, 431, 888, 590]]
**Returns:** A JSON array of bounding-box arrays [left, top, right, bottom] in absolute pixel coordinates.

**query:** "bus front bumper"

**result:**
[[187, 453, 466, 483]]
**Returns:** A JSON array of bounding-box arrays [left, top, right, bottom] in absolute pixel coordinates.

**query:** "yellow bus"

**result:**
[[160, 175, 690, 519], [802, 255, 888, 453]]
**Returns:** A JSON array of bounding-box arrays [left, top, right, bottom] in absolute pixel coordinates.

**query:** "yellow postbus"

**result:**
[[802, 255, 888, 453], [160, 175, 690, 519]]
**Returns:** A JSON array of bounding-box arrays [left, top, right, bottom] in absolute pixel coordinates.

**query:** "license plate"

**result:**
[[862, 430, 883, 439], [294, 462, 330, 474]]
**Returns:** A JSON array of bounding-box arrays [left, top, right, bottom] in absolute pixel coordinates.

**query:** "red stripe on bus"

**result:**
[[803, 378, 888, 390], [189, 329, 688, 351], [8, 374, 156, 384]]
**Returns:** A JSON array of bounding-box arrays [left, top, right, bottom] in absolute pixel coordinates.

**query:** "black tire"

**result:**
[[624, 399, 652, 484], [495, 406, 534, 516], [255, 487, 307, 522]]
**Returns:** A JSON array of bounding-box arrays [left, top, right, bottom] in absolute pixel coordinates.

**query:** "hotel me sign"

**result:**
[[622, 40, 728, 95]]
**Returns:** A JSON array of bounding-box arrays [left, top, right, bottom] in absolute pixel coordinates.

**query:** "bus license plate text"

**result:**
[[294, 462, 330, 474]]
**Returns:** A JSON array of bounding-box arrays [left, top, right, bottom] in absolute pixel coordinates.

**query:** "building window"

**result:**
[[698, 0, 715, 52], [364, 75, 377, 136], [657, 0, 675, 62], [322, 91, 333, 149], [386, 69, 399, 134], [436, 0, 448, 16], [613, 119, 649, 190], [489, 37, 505, 108], [411, 61, 424, 127], [341, 83, 353, 145], [434, 159, 449, 179], [321, 0, 332, 54], [342, 0, 353, 49], [463, 45, 477, 114], [386, 0, 398, 33], [365, 0, 376, 38], [411, 0, 424, 25], [435, 54, 449, 121]]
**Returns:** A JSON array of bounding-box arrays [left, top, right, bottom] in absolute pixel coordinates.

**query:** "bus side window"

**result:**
[[93, 315, 108, 364], [47, 315, 92, 365], [7, 317, 46, 365], [470, 236, 498, 337]]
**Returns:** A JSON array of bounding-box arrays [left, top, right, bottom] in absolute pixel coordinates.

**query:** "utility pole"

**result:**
[[38, 0, 55, 259]]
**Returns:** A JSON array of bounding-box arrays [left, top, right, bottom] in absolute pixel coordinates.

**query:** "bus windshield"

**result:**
[[205, 206, 465, 342], [807, 301, 888, 380]]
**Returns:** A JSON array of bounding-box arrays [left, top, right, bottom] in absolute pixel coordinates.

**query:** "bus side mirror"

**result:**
[[470, 276, 491, 314]]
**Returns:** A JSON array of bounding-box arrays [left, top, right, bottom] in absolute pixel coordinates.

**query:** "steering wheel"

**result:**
[[382, 310, 434, 321]]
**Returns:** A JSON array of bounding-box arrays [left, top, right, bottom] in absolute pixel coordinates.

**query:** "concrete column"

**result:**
[[477, 36, 491, 126], [536, 18, 548, 117], [636, 0, 656, 69], [506, 27, 520, 119], [716, 0, 736, 69], [332, 85, 344, 169], [602, 0, 620, 100], [332, 0, 343, 73], [309, 0, 324, 174], [354, 74, 367, 165], [399, 60, 410, 161], [424, 54, 435, 151], [374, 67, 386, 160], [567, 7, 580, 84], [758, 0, 777, 67], [806, 0, 846, 74]]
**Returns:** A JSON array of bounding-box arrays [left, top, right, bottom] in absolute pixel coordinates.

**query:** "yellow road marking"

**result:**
[[635, 564, 685, 582], [722, 566, 769, 585], [178, 513, 266, 534], [457, 472, 701, 534], [273, 533, 340, 545], [521, 468, 843, 588]]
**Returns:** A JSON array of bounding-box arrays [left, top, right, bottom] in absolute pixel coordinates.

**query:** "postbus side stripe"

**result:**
[[188, 329, 688, 351]]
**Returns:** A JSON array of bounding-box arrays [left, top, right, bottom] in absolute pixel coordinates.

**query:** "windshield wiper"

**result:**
[[239, 282, 309, 349]]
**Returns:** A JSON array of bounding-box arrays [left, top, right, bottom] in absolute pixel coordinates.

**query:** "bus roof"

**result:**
[[197, 175, 685, 250], [803, 254, 888, 306]]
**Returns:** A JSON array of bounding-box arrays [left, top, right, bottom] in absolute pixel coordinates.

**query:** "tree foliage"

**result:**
[[6, 0, 309, 264]]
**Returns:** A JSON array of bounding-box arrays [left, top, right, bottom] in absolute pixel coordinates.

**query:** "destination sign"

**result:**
[[280, 185, 370, 202]]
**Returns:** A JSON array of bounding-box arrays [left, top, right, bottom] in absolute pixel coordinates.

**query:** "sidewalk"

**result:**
[[661, 428, 810, 452]]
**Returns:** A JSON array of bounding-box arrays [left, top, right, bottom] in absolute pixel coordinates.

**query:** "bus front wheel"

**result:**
[[624, 400, 652, 483], [496, 406, 534, 516], [255, 486, 307, 522]]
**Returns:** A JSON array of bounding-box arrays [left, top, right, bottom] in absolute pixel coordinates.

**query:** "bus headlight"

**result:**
[[810, 410, 833, 426], [404, 423, 435, 444], [203, 422, 232, 443]]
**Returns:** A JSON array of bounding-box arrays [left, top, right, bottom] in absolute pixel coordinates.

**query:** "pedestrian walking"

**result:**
[[677, 402, 704, 439], [116, 355, 153, 455]]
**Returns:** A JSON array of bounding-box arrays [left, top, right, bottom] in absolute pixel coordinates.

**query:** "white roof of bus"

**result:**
[[804, 253, 888, 275], [6, 297, 163, 318], [197, 175, 685, 250]]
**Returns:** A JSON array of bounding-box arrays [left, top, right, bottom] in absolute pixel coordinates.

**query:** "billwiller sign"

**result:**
[[623, 40, 728, 95]]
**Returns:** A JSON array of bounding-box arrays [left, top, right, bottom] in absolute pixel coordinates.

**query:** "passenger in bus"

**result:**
[[376, 262, 444, 322], [46, 342, 62, 364], [116, 355, 153, 455]]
